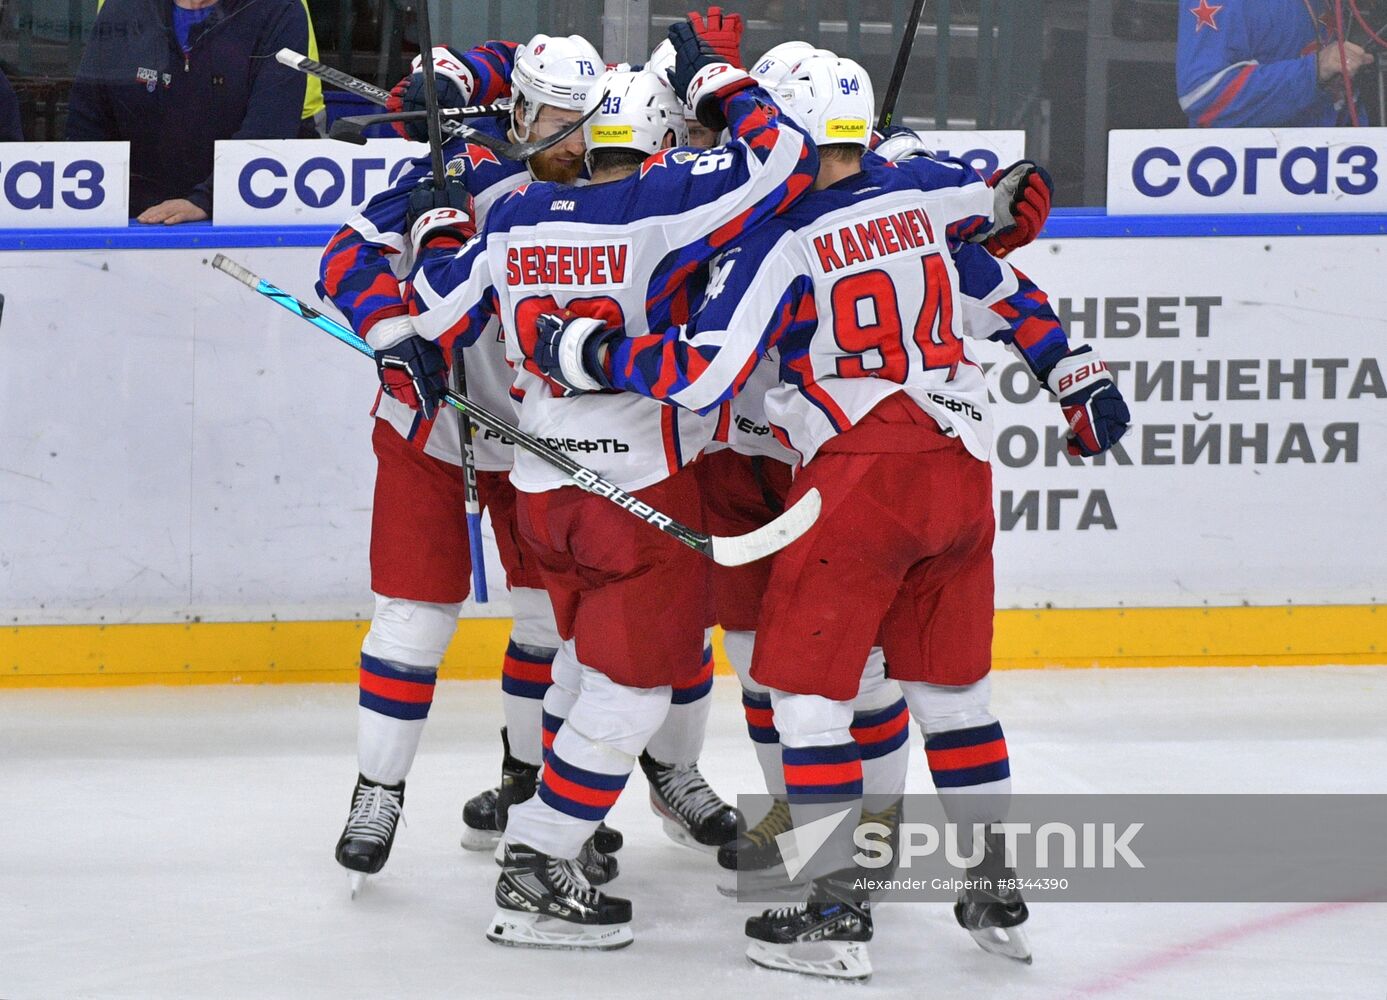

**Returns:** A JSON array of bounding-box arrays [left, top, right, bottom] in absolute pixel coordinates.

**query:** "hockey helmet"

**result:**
[[751, 40, 833, 89], [773, 53, 875, 149], [581, 68, 687, 170], [512, 34, 604, 130]]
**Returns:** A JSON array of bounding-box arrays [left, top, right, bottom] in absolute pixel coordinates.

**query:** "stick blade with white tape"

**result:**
[[709, 488, 821, 567]]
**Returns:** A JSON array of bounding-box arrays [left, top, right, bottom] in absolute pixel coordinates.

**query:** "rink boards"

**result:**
[[1, 215, 1384, 684]]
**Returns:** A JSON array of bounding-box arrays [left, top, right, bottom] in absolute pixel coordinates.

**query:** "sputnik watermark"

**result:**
[[774, 809, 1144, 881], [851, 820, 1145, 871]]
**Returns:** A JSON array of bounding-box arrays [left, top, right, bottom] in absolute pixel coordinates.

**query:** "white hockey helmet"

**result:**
[[581, 68, 687, 169], [751, 40, 832, 89], [512, 34, 603, 129], [647, 38, 678, 96], [774, 53, 875, 149]]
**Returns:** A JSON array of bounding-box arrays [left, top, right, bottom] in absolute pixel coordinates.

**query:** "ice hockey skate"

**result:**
[[487, 841, 634, 951], [954, 830, 1033, 964], [744, 869, 874, 981], [640, 750, 740, 853], [334, 774, 404, 898], [716, 797, 793, 896], [460, 786, 501, 851]]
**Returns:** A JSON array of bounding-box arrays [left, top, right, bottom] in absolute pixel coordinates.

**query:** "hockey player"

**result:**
[[318, 32, 626, 893], [697, 39, 912, 891], [710, 47, 1055, 894], [528, 53, 1129, 978], [403, 20, 818, 948]]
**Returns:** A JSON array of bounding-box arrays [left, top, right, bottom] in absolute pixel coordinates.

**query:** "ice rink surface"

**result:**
[[3, 666, 1385, 999]]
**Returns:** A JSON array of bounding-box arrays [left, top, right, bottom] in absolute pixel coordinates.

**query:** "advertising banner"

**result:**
[[0, 142, 130, 227], [1108, 128, 1387, 214], [910, 129, 1025, 179], [212, 138, 432, 226], [1, 233, 1383, 622]]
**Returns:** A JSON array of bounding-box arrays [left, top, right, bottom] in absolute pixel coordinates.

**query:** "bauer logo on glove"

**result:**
[[1044, 346, 1131, 457]]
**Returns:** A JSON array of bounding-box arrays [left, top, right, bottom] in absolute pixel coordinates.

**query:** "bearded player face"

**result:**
[[521, 102, 587, 185]]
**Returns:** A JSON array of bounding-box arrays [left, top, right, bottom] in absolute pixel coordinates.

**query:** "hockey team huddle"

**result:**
[[318, 7, 1130, 981]]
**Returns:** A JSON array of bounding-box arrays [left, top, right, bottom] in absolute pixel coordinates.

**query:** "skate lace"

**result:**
[[744, 799, 793, 848], [657, 764, 726, 824], [546, 856, 601, 906], [345, 783, 402, 846]]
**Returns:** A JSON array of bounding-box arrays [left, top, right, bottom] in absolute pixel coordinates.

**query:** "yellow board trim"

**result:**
[[2, 606, 1381, 688]]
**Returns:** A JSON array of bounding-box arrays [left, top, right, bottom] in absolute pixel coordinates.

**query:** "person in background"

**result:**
[[1177, 0, 1374, 126], [93, 0, 324, 135], [0, 67, 21, 141], [67, 0, 308, 223]]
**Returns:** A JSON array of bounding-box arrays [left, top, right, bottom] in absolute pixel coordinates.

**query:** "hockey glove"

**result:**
[[368, 316, 449, 421], [387, 46, 475, 142], [976, 160, 1053, 258], [872, 124, 930, 163], [532, 311, 622, 394], [1044, 346, 1130, 457], [667, 17, 756, 131], [406, 179, 476, 257], [687, 7, 745, 66]]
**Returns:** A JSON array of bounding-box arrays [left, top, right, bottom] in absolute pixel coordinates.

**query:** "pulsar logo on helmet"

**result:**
[[590, 125, 634, 144], [825, 118, 869, 140]]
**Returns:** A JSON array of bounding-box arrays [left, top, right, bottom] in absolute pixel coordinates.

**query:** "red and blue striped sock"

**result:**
[[500, 640, 555, 766], [782, 741, 863, 801], [359, 652, 436, 722], [356, 652, 437, 784], [536, 750, 632, 823], [924, 721, 1010, 790], [646, 643, 715, 766], [853, 697, 910, 799]]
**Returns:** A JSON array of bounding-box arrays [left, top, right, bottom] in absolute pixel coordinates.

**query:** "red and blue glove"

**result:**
[[368, 317, 449, 421], [1044, 346, 1130, 457], [686, 6, 745, 66], [387, 46, 475, 142], [978, 160, 1053, 258], [405, 176, 476, 256], [667, 12, 755, 130], [531, 310, 622, 394]]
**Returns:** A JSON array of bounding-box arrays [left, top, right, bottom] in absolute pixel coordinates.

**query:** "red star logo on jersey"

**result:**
[[638, 147, 679, 179], [450, 143, 501, 173], [1189, 0, 1222, 31]]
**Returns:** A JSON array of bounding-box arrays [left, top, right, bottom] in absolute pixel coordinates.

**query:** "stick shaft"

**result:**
[[877, 0, 929, 131], [209, 255, 718, 559]]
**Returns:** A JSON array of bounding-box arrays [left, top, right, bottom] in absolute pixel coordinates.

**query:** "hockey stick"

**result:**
[[209, 255, 821, 567], [275, 49, 598, 160], [876, 0, 929, 131], [410, 0, 487, 603], [328, 103, 510, 145]]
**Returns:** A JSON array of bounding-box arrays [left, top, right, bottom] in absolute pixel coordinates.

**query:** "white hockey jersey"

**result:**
[[407, 85, 817, 492]]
